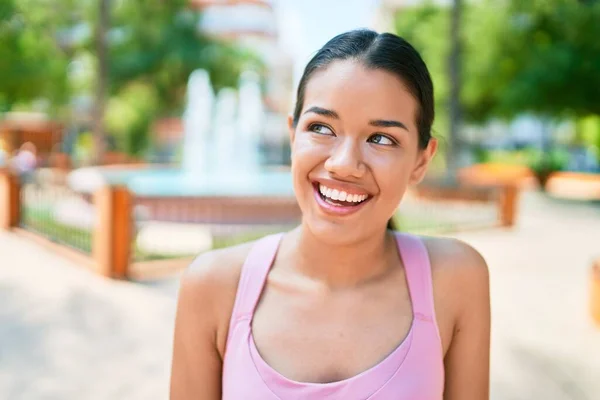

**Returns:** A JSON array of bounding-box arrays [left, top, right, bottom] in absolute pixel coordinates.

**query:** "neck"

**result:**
[[282, 222, 397, 289]]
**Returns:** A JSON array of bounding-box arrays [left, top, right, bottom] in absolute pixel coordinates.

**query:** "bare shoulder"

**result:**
[[420, 235, 489, 283], [170, 241, 258, 398], [176, 240, 257, 355], [182, 240, 256, 296], [419, 236, 490, 353]]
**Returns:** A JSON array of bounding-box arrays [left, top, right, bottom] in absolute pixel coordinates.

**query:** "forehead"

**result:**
[[302, 60, 418, 127]]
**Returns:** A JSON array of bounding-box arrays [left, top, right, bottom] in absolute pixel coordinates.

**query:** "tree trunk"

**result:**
[[537, 119, 555, 188], [447, 0, 463, 177], [92, 0, 110, 165]]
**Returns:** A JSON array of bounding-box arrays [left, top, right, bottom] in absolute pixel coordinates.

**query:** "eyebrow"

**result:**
[[303, 106, 409, 132], [303, 106, 339, 119], [369, 119, 409, 132]]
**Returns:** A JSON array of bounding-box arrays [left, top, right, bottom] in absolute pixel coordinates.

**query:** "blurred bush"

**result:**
[[474, 147, 570, 186], [105, 82, 159, 156]]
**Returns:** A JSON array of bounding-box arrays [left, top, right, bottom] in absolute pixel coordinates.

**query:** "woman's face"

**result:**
[[289, 60, 437, 244]]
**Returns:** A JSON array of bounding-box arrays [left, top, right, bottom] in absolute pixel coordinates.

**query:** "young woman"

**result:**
[[170, 29, 490, 400]]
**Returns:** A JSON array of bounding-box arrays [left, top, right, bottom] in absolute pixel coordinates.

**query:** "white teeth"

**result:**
[[317, 184, 368, 204]]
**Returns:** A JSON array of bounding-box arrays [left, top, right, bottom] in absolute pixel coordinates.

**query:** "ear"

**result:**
[[287, 114, 296, 145], [409, 138, 438, 185]]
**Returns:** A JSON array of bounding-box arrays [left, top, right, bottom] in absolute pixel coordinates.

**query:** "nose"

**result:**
[[324, 137, 366, 178]]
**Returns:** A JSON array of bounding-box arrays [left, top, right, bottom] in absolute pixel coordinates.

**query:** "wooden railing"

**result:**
[[1, 169, 133, 279], [1, 167, 524, 281]]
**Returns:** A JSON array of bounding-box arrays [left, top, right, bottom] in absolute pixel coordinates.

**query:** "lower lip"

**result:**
[[312, 184, 370, 216]]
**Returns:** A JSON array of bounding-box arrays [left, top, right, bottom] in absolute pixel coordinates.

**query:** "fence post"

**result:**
[[93, 185, 133, 279], [0, 169, 20, 230], [499, 184, 519, 227]]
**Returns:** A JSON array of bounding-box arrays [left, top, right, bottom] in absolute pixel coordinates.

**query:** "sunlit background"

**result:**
[[1, 0, 599, 399]]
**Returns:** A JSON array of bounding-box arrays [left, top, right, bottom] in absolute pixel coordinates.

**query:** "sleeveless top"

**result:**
[[221, 232, 445, 399]]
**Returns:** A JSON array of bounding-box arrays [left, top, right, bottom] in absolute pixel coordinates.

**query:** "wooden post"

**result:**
[[591, 260, 600, 326], [499, 184, 519, 227], [0, 169, 20, 230], [93, 185, 133, 279]]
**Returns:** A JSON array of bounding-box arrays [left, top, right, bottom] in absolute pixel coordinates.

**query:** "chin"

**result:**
[[301, 216, 373, 246]]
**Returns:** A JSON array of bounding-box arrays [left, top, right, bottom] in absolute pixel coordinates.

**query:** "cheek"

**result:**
[[292, 134, 327, 167], [370, 153, 413, 201], [291, 135, 327, 187]]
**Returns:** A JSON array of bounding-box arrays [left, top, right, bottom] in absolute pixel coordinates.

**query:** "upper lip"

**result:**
[[312, 177, 372, 197]]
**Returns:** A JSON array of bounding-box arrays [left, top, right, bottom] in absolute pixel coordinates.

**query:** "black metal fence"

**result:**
[[19, 171, 94, 254]]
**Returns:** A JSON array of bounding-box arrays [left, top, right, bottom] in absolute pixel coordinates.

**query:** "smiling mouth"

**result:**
[[314, 182, 371, 207]]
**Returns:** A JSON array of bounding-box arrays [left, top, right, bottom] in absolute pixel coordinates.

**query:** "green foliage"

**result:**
[[21, 205, 92, 254], [395, 0, 600, 123], [108, 0, 262, 116], [0, 0, 71, 111], [460, 1, 511, 123], [479, 147, 569, 171], [527, 148, 570, 185], [577, 115, 600, 160], [105, 82, 159, 155], [73, 131, 94, 165], [394, 4, 449, 120], [475, 0, 600, 119], [104, 0, 263, 155], [2, 0, 262, 156], [395, 3, 451, 167]]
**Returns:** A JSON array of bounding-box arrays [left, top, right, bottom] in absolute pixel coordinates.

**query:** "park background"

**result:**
[[1, 0, 600, 399]]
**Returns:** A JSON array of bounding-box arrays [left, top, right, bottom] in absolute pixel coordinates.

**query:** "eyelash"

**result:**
[[308, 123, 334, 136], [308, 123, 398, 146]]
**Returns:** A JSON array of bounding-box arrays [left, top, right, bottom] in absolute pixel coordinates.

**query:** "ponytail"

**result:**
[[386, 218, 397, 231]]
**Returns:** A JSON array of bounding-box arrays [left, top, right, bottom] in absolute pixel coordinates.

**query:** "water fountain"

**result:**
[[68, 68, 294, 198], [181, 69, 214, 178], [236, 70, 264, 174], [34, 67, 297, 263], [211, 87, 239, 174]]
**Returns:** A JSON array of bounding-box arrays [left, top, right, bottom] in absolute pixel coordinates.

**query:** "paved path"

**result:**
[[453, 194, 600, 400], [1, 191, 599, 399], [0, 234, 180, 400]]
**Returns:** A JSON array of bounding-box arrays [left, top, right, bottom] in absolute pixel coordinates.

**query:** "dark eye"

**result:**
[[309, 124, 334, 136], [368, 134, 395, 146]]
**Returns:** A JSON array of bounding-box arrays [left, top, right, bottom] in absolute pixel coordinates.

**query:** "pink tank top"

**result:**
[[222, 232, 445, 399]]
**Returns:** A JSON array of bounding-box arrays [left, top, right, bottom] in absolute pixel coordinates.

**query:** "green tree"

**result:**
[[92, 0, 110, 163], [396, 0, 600, 170], [465, 0, 600, 121], [103, 0, 262, 154], [395, 3, 452, 174], [466, 0, 600, 170], [2, 0, 262, 157], [447, 0, 463, 173], [109, 0, 261, 116], [0, 0, 72, 112]]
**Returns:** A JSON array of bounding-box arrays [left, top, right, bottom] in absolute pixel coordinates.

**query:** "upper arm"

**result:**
[[441, 241, 491, 400], [169, 246, 249, 400]]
